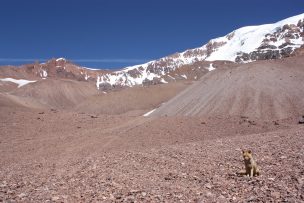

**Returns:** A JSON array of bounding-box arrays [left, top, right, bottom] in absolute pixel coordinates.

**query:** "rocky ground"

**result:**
[[152, 56, 304, 121], [1, 55, 304, 202], [0, 108, 303, 202]]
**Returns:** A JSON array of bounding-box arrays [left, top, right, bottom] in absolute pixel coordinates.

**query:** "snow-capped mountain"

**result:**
[[96, 13, 304, 89], [1, 14, 303, 90]]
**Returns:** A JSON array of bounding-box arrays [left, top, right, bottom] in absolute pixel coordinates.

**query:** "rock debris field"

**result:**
[[0, 108, 303, 202]]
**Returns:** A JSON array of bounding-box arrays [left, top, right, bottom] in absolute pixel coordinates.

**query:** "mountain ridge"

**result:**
[[95, 13, 304, 88]]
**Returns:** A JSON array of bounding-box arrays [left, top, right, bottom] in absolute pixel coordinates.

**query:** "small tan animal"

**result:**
[[237, 149, 260, 177]]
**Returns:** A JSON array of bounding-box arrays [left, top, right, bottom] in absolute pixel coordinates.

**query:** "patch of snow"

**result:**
[[122, 61, 152, 72], [290, 36, 304, 46], [181, 74, 187, 79], [42, 70, 47, 78], [96, 76, 101, 90], [96, 66, 162, 88], [208, 63, 216, 71], [0, 78, 37, 88], [82, 67, 100, 71], [56, 58, 66, 61], [143, 108, 157, 117], [160, 78, 168, 84]]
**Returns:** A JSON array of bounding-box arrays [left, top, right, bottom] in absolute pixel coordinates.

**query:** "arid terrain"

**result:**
[[0, 54, 304, 202], [152, 56, 304, 120]]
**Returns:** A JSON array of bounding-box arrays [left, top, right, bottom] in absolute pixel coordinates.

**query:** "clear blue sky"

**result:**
[[0, 0, 303, 69]]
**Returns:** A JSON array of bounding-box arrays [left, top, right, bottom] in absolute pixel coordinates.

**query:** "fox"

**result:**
[[237, 149, 260, 177]]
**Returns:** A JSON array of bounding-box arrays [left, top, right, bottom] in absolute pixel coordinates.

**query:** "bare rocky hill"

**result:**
[[0, 58, 108, 82], [0, 76, 190, 115], [151, 56, 304, 121]]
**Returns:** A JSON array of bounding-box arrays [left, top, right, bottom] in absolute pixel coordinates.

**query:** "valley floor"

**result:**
[[0, 108, 303, 202]]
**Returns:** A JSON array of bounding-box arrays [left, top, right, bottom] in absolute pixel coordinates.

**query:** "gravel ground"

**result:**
[[0, 109, 303, 202]]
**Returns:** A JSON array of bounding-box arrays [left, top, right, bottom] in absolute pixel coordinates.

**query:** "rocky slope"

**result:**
[[150, 56, 304, 120]]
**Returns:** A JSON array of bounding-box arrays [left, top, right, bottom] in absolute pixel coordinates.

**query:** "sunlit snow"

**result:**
[[160, 78, 168, 84], [206, 13, 304, 61], [181, 74, 187, 79], [42, 70, 47, 78], [143, 108, 157, 117], [0, 78, 37, 88], [56, 58, 66, 61], [208, 63, 215, 71]]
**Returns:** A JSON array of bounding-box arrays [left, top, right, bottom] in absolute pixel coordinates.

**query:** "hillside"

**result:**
[[150, 56, 304, 120]]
